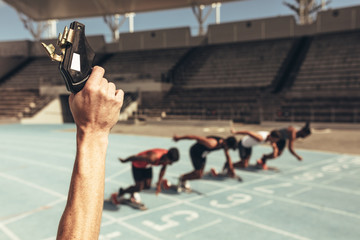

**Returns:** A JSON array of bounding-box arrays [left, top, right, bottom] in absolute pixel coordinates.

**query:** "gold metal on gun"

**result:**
[[58, 26, 68, 47], [41, 25, 73, 62], [41, 43, 63, 62], [57, 33, 62, 46], [66, 29, 74, 44]]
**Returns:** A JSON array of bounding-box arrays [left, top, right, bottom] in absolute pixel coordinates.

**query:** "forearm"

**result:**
[[158, 167, 166, 184], [234, 131, 262, 142], [225, 151, 234, 170], [234, 130, 248, 135], [289, 148, 301, 159], [176, 135, 197, 141], [57, 130, 109, 240]]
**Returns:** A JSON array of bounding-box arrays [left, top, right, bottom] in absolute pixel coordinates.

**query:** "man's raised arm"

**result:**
[[57, 66, 123, 240]]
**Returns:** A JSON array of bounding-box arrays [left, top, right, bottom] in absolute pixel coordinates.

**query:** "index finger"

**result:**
[[86, 66, 105, 87]]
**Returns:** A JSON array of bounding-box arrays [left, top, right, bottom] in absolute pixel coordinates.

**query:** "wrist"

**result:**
[[75, 127, 109, 175], [77, 127, 109, 140], [76, 128, 109, 148]]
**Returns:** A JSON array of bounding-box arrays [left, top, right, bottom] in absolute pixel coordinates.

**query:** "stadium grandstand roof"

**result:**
[[4, 0, 244, 21]]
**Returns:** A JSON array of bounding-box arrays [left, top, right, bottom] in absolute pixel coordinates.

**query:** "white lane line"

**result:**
[[200, 155, 360, 198], [0, 223, 21, 240], [175, 218, 222, 238], [278, 176, 360, 196], [118, 201, 182, 221], [239, 200, 274, 215], [0, 144, 74, 159], [0, 172, 65, 198], [349, 168, 360, 176], [254, 182, 293, 194], [102, 213, 161, 240], [184, 201, 310, 240], [286, 187, 312, 198], [105, 166, 131, 182], [281, 156, 345, 175], [320, 176, 343, 185], [2, 198, 66, 224], [239, 187, 360, 220], [1, 154, 71, 172]]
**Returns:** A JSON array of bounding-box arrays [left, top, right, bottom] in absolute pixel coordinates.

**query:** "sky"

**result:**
[[0, 0, 359, 42]]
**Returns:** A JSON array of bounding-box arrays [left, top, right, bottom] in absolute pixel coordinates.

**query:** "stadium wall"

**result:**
[[0, 40, 30, 57], [1, 6, 359, 56], [0, 36, 106, 58], [106, 27, 197, 52], [208, 5, 360, 44]]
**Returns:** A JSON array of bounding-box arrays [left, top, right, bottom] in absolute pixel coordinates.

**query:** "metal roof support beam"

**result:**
[[17, 11, 55, 41], [192, 4, 213, 36], [126, 12, 136, 33], [45, 20, 58, 39], [103, 14, 127, 42], [212, 2, 222, 24]]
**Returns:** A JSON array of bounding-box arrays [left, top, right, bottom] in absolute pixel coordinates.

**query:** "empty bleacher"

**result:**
[[0, 88, 54, 119], [0, 57, 61, 89], [0, 57, 59, 118], [277, 30, 360, 123], [172, 38, 293, 88], [139, 38, 294, 122], [287, 30, 360, 97], [101, 47, 190, 82], [275, 97, 360, 123]]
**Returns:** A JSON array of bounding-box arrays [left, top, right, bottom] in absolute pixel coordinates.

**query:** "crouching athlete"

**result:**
[[111, 148, 179, 204]]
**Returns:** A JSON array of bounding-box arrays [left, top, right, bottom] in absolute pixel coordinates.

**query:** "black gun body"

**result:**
[[59, 22, 95, 93]]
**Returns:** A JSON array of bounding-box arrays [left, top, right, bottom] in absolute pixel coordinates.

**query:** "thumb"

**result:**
[[68, 93, 75, 104]]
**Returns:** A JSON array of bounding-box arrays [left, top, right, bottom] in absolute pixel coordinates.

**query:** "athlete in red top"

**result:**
[[112, 148, 179, 204]]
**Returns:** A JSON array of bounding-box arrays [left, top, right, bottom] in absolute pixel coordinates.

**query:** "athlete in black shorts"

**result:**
[[173, 134, 237, 189]]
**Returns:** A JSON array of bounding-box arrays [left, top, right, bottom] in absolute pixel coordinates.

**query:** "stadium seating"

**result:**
[[0, 88, 54, 119], [287, 30, 360, 97], [278, 30, 360, 122], [0, 57, 61, 89], [155, 87, 262, 122], [171, 38, 293, 88], [1, 20, 360, 123], [101, 47, 190, 83], [0, 56, 59, 118], [138, 38, 294, 122]]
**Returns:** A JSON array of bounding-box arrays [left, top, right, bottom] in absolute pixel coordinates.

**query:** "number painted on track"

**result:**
[[293, 172, 324, 181], [142, 210, 199, 231], [254, 182, 293, 194], [210, 193, 252, 208]]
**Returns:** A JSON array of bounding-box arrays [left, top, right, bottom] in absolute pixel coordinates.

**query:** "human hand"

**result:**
[[118, 158, 127, 163], [173, 135, 179, 142], [297, 156, 303, 161], [155, 183, 161, 195], [230, 128, 236, 134], [228, 167, 235, 178], [69, 66, 124, 135]]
